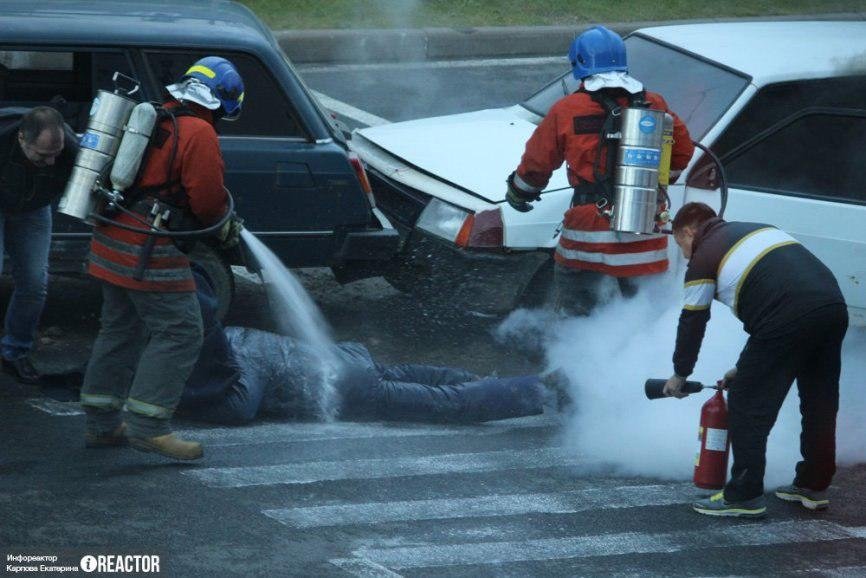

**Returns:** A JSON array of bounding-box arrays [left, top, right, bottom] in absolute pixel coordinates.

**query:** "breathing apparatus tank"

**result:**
[[109, 102, 157, 194], [608, 107, 672, 235], [59, 73, 155, 224]]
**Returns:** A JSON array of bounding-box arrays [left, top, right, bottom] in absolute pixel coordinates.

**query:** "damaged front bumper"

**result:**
[[385, 227, 550, 314]]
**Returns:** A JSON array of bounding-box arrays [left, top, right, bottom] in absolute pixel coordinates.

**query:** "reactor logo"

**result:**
[[80, 554, 160, 573]]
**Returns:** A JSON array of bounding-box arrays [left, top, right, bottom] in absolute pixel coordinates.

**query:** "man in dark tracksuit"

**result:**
[[663, 202, 847, 518]]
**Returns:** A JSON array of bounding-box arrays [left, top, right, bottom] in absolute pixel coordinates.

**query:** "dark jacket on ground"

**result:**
[[673, 218, 845, 377], [0, 107, 78, 213]]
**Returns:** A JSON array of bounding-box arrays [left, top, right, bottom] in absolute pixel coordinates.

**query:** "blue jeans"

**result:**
[[0, 205, 51, 360]]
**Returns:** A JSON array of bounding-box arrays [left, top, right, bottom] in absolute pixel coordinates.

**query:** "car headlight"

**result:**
[[416, 199, 504, 250], [416, 198, 470, 243]]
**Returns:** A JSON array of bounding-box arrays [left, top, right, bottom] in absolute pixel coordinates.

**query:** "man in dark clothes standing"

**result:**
[[0, 106, 77, 383], [663, 202, 847, 518]]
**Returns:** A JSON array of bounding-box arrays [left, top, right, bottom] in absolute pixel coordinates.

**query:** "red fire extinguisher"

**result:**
[[694, 384, 731, 490]]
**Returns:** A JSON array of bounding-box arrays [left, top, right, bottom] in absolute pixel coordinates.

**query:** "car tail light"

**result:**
[[348, 151, 375, 207], [455, 208, 503, 249]]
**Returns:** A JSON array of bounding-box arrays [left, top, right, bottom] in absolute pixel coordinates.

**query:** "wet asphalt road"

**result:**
[[2, 58, 866, 577]]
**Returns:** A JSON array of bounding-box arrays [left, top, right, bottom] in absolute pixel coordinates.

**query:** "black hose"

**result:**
[[87, 187, 235, 238], [691, 141, 728, 219]]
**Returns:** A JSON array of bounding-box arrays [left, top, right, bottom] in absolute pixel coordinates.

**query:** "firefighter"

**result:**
[[663, 202, 848, 517], [506, 26, 694, 315], [79, 56, 245, 460]]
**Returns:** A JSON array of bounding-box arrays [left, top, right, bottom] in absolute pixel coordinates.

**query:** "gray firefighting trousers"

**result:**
[[80, 282, 203, 438]]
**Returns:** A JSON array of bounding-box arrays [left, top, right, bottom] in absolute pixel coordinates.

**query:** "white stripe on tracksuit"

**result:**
[[716, 227, 799, 313]]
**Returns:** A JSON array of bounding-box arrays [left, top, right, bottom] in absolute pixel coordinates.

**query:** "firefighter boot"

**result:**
[[129, 433, 204, 461], [85, 423, 128, 449]]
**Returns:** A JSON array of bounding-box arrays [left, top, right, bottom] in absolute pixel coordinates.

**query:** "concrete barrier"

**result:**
[[275, 13, 866, 64]]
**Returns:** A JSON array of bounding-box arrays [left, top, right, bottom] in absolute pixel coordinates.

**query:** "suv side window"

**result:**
[[144, 51, 305, 139], [0, 49, 135, 132]]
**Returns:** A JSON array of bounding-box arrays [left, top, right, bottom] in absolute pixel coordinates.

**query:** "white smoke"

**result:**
[[497, 272, 865, 488]]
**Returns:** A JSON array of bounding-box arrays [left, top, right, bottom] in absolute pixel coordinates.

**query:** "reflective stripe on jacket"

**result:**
[[554, 204, 668, 276], [87, 100, 227, 292]]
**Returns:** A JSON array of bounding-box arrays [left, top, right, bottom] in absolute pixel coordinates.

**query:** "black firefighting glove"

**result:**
[[217, 214, 244, 250], [506, 171, 541, 213]]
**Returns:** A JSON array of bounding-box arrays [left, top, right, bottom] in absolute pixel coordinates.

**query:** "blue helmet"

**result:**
[[568, 26, 627, 80], [172, 56, 245, 121]]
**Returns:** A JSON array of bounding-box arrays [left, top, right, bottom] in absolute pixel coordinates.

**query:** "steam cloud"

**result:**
[[496, 272, 865, 487]]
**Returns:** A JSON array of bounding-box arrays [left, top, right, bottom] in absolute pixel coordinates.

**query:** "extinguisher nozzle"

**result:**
[[644, 378, 705, 400]]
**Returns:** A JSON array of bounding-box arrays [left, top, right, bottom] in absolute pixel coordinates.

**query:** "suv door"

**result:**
[[692, 77, 866, 323], [142, 50, 373, 267]]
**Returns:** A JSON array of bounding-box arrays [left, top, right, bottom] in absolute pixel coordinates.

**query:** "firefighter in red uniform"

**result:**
[[80, 57, 244, 460], [507, 26, 694, 315]]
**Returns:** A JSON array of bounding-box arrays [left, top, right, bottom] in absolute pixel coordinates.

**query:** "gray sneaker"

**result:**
[[692, 491, 767, 518], [774, 485, 829, 511]]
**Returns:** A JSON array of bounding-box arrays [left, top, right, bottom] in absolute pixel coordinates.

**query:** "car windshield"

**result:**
[[521, 35, 750, 139]]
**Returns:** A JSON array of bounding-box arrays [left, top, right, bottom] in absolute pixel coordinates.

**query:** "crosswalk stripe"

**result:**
[[184, 447, 580, 488], [264, 482, 697, 529], [177, 416, 556, 447], [344, 521, 864, 570], [794, 566, 866, 577], [329, 558, 403, 578]]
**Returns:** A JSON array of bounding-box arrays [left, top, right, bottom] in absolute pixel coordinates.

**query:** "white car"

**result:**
[[352, 21, 866, 322]]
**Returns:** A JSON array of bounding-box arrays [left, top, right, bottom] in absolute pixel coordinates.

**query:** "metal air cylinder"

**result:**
[[58, 89, 137, 223], [610, 108, 665, 234], [110, 102, 157, 193]]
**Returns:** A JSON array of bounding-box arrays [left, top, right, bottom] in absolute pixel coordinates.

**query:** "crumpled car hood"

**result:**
[[355, 107, 569, 202]]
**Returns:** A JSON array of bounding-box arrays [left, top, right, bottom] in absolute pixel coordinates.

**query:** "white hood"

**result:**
[[355, 107, 569, 203]]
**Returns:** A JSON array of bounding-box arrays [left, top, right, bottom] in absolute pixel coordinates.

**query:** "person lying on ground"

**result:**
[[176, 267, 545, 426]]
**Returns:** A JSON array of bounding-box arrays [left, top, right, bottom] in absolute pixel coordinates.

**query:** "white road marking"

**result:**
[[794, 566, 866, 577], [348, 520, 865, 570], [184, 446, 580, 488], [25, 398, 84, 416], [177, 415, 556, 447], [329, 557, 404, 578], [312, 90, 390, 127], [264, 482, 697, 529], [300, 56, 566, 74]]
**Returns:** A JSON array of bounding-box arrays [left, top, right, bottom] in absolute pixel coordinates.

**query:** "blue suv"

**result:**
[[1, 0, 398, 314]]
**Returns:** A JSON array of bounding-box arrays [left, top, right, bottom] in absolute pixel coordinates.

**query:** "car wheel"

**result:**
[[188, 243, 235, 322]]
